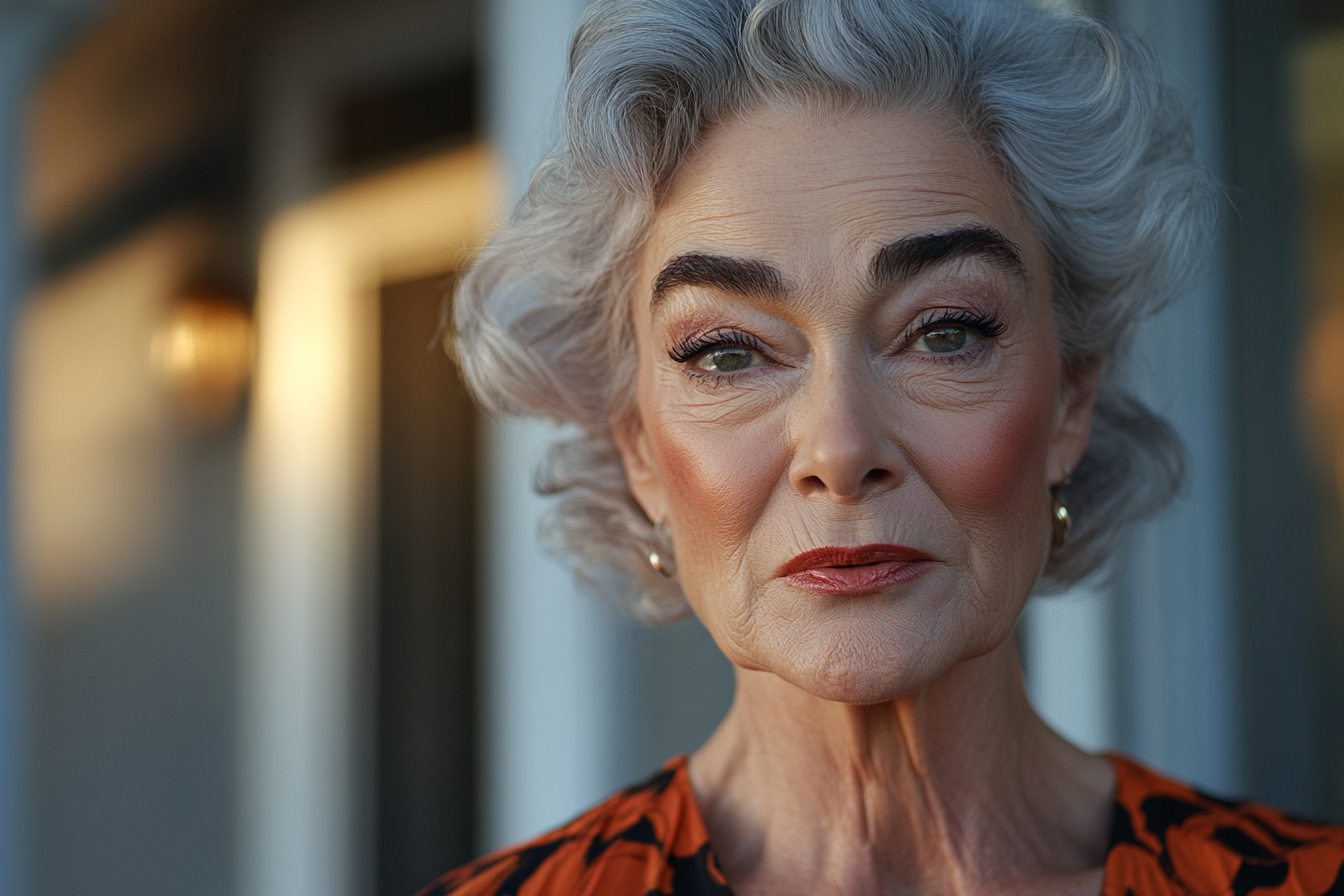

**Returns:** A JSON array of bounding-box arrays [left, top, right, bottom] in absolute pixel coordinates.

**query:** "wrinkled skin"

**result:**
[[615, 105, 1113, 896]]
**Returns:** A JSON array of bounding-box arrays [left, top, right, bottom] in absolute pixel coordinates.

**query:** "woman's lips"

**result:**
[[777, 544, 936, 595]]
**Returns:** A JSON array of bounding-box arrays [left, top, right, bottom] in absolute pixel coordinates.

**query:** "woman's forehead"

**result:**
[[643, 103, 1041, 280]]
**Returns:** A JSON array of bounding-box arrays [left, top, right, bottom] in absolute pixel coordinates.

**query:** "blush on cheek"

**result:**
[[653, 422, 778, 535], [921, 387, 1057, 528], [649, 415, 784, 586]]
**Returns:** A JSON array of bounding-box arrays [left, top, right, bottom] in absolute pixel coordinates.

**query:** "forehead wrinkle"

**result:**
[[679, 172, 996, 211], [668, 183, 1013, 257]]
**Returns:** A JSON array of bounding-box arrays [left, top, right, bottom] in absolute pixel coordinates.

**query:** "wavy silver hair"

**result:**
[[452, 0, 1216, 623]]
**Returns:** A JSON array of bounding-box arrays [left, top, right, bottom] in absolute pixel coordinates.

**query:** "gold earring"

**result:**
[[1051, 498, 1073, 549], [648, 519, 675, 578]]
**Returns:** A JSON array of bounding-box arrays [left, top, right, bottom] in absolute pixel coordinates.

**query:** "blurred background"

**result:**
[[0, 0, 1338, 893]]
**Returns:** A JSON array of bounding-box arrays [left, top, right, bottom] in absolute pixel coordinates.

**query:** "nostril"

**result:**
[[862, 468, 894, 487], [799, 474, 827, 493]]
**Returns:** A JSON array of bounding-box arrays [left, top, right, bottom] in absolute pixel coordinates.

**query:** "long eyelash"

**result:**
[[667, 328, 765, 364], [905, 308, 1006, 343]]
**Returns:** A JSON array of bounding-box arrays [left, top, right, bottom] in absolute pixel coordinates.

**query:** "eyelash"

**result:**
[[667, 328, 767, 365]]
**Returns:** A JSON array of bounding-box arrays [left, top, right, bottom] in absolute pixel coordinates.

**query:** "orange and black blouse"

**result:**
[[420, 754, 1344, 896]]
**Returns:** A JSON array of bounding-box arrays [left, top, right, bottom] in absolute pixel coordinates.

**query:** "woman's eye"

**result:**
[[910, 325, 975, 354], [693, 346, 766, 372]]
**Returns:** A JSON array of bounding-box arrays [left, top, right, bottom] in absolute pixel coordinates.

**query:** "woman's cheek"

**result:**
[[650, 411, 784, 586], [949, 407, 1048, 505], [905, 345, 1059, 504], [909, 389, 1058, 599]]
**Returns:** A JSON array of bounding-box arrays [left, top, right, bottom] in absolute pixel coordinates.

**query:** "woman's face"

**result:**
[[618, 104, 1097, 704]]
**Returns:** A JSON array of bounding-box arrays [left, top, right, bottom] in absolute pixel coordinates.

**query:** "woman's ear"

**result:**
[[1048, 360, 1101, 486], [613, 409, 668, 523]]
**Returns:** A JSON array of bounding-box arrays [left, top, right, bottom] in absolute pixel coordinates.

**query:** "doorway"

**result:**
[[376, 273, 480, 893]]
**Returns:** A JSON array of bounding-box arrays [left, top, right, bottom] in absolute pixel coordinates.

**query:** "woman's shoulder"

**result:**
[[416, 756, 732, 896], [1104, 753, 1344, 896]]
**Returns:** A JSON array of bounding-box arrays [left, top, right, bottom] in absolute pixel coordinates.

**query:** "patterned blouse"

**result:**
[[419, 754, 1344, 896]]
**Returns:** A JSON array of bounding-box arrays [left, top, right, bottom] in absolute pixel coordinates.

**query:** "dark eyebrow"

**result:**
[[870, 226, 1026, 288], [651, 253, 788, 306]]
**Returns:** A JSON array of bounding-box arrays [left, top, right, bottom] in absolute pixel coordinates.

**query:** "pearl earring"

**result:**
[[1051, 498, 1073, 549]]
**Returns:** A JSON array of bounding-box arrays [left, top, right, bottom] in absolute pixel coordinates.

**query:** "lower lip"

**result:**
[[784, 560, 935, 595]]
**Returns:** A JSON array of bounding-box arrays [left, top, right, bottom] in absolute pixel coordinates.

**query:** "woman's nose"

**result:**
[[787, 366, 906, 500]]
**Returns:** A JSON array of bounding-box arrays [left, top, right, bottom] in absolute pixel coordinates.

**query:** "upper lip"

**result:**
[[776, 544, 935, 578]]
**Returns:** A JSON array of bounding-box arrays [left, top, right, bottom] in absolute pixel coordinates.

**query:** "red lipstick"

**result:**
[[777, 544, 936, 595]]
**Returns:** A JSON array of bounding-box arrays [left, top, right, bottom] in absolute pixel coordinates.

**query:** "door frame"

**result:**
[[239, 144, 498, 896]]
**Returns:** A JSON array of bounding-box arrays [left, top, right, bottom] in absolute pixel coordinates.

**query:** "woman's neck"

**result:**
[[687, 639, 1114, 896]]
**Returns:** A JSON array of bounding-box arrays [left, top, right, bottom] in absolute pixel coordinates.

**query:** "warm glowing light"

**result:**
[[151, 290, 255, 428], [1303, 306, 1344, 521]]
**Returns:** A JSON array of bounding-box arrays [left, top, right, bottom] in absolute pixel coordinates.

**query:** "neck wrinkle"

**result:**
[[689, 638, 1111, 896]]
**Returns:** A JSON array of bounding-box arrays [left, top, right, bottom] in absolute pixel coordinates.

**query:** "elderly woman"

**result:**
[[424, 1, 1344, 894]]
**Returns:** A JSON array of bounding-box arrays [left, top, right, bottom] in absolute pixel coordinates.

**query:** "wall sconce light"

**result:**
[[151, 287, 256, 430]]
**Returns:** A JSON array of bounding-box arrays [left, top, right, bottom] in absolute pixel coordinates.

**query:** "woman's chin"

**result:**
[[773, 640, 948, 706], [745, 612, 1016, 706], [792, 674, 918, 706]]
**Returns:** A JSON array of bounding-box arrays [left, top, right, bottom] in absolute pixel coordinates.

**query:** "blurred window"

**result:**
[[1292, 6, 1344, 820]]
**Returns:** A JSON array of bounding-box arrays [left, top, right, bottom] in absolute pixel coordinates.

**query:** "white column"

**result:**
[[1024, 0, 1237, 794], [479, 0, 633, 852], [1106, 0, 1239, 794]]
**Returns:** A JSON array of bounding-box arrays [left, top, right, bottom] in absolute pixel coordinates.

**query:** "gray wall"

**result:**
[[0, 8, 84, 894], [31, 431, 241, 895]]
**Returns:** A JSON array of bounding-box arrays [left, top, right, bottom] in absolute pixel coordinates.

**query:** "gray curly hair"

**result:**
[[452, 0, 1216, 623]]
